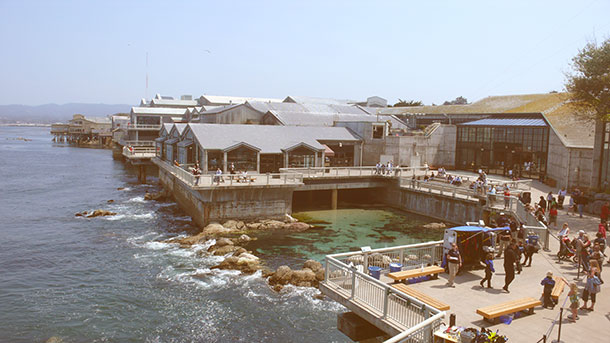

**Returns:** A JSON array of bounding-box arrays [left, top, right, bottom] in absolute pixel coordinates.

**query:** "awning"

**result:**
[[323, 144, 335, 157], [164, 138, 179, 145], [177, 139, 193, 147]]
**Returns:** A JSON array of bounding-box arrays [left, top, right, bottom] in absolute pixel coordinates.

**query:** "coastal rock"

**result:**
[[75, 211, 88, 217], [210, 245, 240, 256], [291, 269, 317, 287], [303, 260, 323, 273], [234, 234, 252, 244], [167, 231, 207, 246], [211, 252, 261, 274], [144, 190, 167, 201], [107, 200, 114, 203], [368, 253, 392, 268], [214, 237, 234, 247], [46, 337, 63, 343], [313, 293, 325, 300], [284, 213, 298, 223], [315, 269, 325, 281], [261, 220, 286, 230], [423, 222, 446, 230], [246, 222, 262, 230], [86, 209, 117, 218], [202, 223, 236, 235], [283, 222, 311, 232], [232, 247, 248, 256], [117, 187, 125, 191]]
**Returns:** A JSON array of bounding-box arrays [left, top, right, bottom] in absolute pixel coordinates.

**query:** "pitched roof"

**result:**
[[151, 98, 198, 107], [247, 101, 369, 115], [460, 118, 547, 127], [186, 123, 359, 154], [131, 107, 187, 115], [283, 95, 358, 106], [265, 110, 378, 126], [200, 95, 282, 105]]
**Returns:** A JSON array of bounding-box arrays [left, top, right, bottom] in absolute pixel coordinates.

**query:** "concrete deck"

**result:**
[[388, 194, 608, 342]]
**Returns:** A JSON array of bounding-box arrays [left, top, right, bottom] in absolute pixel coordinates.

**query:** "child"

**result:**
[[480, 253, 495, 288], [540, 271, 556, 309], [568, 283, 580, 321], [581, 267, 602, 311]]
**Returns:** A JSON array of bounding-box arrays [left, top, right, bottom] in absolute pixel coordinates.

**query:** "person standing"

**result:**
[[497, 229, 511, 258], [567, 283, 580, 321], [590, 244, 604, 283], [548, 205, 558, 229], [503, 240, 518, 293], [446, 243, 462, 288], [557, 187, 567, 209], [538, 196, 547, 212], [580, 268, 602, 311], [523, 238, 537, 267], [546, 192, 554, 212], [540, 271, 557, 309], [480, 253, 495, 288]]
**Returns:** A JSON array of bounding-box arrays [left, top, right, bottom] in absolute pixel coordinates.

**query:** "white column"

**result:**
[[256, 152, 260, 173], [223, 151, 228, 173], [203, 150, 208, 172]]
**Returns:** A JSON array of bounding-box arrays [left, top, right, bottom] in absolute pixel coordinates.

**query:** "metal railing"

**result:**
[[122, 146, 156, 158], [127, 123, 162, 130], [280, 166, 429, 179], [153, 158, 304, 188], [121, 140, 155, 147], [384, 311, 445, 343], [324, 242, 445, 331]]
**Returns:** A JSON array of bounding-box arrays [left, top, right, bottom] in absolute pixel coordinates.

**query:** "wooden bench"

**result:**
[[476, 297, 541, 323], [392, 284, 450, 311], [388, 265, 445, 283], [551, 276, 567, 301]]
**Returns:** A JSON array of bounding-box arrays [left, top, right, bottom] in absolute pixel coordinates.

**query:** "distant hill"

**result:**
[[0, 103, 133, 124]]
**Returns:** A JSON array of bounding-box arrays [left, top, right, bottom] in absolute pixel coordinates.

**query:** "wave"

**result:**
[[127, 196, 145, 203], [144, 241, 175, 250]]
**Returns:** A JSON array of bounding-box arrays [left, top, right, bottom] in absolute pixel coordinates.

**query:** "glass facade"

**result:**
[[227, 146, 258, 172], [456, 125, 549, 179]]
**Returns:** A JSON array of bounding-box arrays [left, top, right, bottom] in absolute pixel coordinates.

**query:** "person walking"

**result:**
[[446, 243, 462, 288], [480, 252, 495, 288], [497, 229, 511, 258], [523, 238, 537, 267], [546, 192, 554, 212], [580, 268, 602, 311], [502, 240, 518, 293], [548, 204, 558, 229], [540, 271, 556, 309]]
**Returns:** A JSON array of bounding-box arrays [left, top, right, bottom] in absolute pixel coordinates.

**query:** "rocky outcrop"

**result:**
[[208, 237, 241, 255], [167, 231, 207, 247], [211, 251, 261, 274], [266, 259, 325, 292], [79, 210, 117, 218], [203, 222, 237, 236], [144, 190, 168, 201], [223, 220, 246, 231]]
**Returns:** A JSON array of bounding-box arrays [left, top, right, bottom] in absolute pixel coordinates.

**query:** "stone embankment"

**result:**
[[164, 217, 322, 292]]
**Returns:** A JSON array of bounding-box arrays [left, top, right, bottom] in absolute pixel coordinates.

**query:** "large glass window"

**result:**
[[227, 146, 258, 171], [207, 151, 222, 172], [287, 147, 316, 168]]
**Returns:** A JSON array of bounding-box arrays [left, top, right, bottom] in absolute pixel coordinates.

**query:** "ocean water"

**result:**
[[0, 126, 442, 343]]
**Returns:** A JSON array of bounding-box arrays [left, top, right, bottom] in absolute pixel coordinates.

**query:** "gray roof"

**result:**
[[199, 104, 240, 115], [187, 123, 360, 154], [283, 96, 357, 106], [200, 95, 282, 105], [174, 123, 187, 135], [460, 118, 547, 127], [85, 116, 111, 124], [265, 110, 379, 126], [131, 107, 187, 115], [247, 101, 369, 115], [151, 98, 198, 107]]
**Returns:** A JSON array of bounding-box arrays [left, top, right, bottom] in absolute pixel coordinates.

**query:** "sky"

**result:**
[[1, 0, 609, 106]]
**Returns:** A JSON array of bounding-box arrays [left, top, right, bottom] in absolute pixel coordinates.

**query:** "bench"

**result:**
[[392, 284, 450, 311], [388, 265, 445, 283], [551, 276, 567, 301], [476, 297, 541, 323]]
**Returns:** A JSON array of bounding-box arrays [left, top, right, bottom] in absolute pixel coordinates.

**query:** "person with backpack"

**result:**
[[580, 267, 602, 311], [540, 271, 556, 309]]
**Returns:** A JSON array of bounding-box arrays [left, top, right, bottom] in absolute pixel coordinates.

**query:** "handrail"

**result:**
[[328, 240, 444, 259], [383, 311, 446, 343], [122, 140, 156, 147], [127, 123, 162, 130]]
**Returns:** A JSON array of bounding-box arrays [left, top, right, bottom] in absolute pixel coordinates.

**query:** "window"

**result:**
[[372, 125, 384, 139]]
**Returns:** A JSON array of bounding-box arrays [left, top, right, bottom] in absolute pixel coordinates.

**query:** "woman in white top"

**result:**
[[558, 222, 570, 238]]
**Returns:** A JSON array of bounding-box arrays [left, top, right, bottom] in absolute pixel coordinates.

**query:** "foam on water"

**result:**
[[127, 196, 146, 203], [145, 241, 174, 250]]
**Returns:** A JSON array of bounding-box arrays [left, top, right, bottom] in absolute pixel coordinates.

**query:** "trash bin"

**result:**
[[389, 263, 402, 273], [368, 266, 382, 280]]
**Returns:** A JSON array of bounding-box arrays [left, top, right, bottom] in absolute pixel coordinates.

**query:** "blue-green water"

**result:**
[[0, 126, 441, 343]]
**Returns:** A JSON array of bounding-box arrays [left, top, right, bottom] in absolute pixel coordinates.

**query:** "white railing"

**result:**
[[153, 158, 304, 188], [280, 166, 429, 179], [384, 311, 445, 343], [122, 146, 156, 158], [127, 123, 162, 130], [324, 243, 445, 331], [121, 140, 156, 147]]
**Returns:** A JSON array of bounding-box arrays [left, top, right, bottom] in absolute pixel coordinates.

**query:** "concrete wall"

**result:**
[[547, 128, 594, 190], [158, 165, 295, 227], [383, 186, 482, 224]]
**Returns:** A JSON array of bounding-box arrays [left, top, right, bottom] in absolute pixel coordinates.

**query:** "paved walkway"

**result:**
[[403, 181, 608, 342]]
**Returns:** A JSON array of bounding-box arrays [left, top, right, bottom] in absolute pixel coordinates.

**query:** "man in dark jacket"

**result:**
[[503, 240, 518, 293]]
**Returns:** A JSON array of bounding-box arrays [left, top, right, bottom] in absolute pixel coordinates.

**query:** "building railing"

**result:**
[[324, 242, 445, 334], [121, 140, 156, 147], [383, 311, 446, 343], [153, 157, 304, 188], [122, 146, 156, 158], [126, 123, 162, 130], [280, 166, 429, 179]]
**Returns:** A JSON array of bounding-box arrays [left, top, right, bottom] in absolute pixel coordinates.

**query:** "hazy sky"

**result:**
[[1, 0, 609, 106]]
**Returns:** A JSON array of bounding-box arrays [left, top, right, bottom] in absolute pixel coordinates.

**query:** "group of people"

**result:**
[[375, 161, 397, 176]]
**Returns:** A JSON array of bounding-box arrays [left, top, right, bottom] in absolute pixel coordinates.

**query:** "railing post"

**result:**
[[325, 257, 329, 281], [363, 252, 369, 272], [284, 175, 287, 184], [423, 307, 431, 342], [348, 168, 351, 177], [544, 227, 550, 251], [350, 267, 356, 300], [399, 249, 405, 265], [382, 287, 390, 319], [266, 173, 270, 185]]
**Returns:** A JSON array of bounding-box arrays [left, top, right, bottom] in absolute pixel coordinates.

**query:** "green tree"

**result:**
[[565, 38, 610, 120], [393, 99, 423, 107]]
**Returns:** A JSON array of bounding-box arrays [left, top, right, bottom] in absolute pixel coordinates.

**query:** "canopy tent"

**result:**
[[447, 226, 508, 233], [443, 226, 509, 269]]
